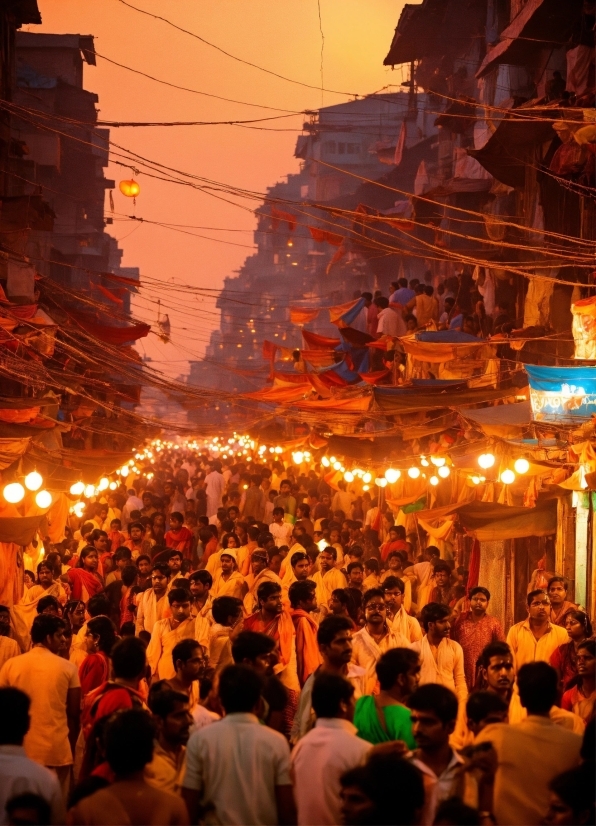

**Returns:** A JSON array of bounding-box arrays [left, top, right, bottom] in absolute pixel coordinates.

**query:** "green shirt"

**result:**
[[354, 695, 417, 748]]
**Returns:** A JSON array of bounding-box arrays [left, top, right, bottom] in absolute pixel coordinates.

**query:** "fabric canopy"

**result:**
[[400, 333, 493, 364], [461, 400, 533, 438], [0, 437, 30, 470], [0, 515, 45, 545], [302, 330, 340, 350], [290, 307, 320, 325], [329, 297, 366, 326], [243, 385, 310, 403], [292, 395, 371, 413], [71, 313, 150, 345], [373, 384, 516, 413], [451, 498, 557, 540]]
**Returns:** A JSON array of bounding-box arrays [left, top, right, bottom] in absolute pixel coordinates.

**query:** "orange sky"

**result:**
[[32, 0, 408, 376]]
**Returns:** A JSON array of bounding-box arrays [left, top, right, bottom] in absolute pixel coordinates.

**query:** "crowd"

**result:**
[[0, 444, 593, 825]]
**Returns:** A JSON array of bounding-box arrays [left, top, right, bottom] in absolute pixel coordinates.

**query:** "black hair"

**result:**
[[317, 615, 353, 646], [290, 551, 309, 567], [172, 638, 202, 668], [110, 636, 146, 680], [432, 560, 451, 575], [87, 594, 111, 618], [189, 569, 213, 587], [549, 765, 595, 821], [147, 687, 189, 718], [218, 664, 263, 713], [288, 579, 316, 608], [434, 798, 481, 826], [30, 614, 64, 644], [382, 575, 405, 594], [121, 565, 138, 587], [566, 610, 593, 637], [518, 662, 558, 714], [5, 793, 51, 826], [167, 587, 191, 606], [0, 687, 30, 744], [362, 587, 385, 607], [168, 549, 183, 561], [312, 673, 354, 718], [256, 580, 281, 605], [409, 684, 458, 725], [466, 691, 508, 724], [36, 595, 61, 615], [212, 596, 243, 625], [419, 601, 450, 632], [340, 753, 424, 826], [469, 586, 490, 600], [169, 511, 184, 523], [376, 648, 419, 691], [105, 709, 155, 775], [527, 588, 547, 607], [478, 641, 512, 669], [364, 558, 379, 574], [547, 576, 568, 591], [347, 561, 364, 574], [232, 630, 276, 663], [87, 616, 118, 655]]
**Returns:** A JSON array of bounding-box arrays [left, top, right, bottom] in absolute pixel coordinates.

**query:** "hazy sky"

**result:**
[[31, 0, 408, 376]]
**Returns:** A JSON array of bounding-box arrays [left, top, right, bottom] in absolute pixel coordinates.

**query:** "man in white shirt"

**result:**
[[270, 507, 294, 548], [351, 588, 411, 694], [204, 462, 226, 518], [121, 487, 143, 528], [382, 576, 422, 643], [182, 664, 296, 825], [411, 602, 467, 705], [374, 296, 406, 337], [0, 615, 80, 798], [0, 686, 64, 825], [291, 672, 371, 825]]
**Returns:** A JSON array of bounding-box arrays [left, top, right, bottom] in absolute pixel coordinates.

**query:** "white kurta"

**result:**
[[351, 626, 412, 694]]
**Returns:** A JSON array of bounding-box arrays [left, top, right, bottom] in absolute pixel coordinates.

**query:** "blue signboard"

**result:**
[[525, 365, 596, 420]]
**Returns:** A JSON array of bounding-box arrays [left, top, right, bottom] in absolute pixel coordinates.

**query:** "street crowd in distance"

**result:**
[[0, 443, 594, 826]]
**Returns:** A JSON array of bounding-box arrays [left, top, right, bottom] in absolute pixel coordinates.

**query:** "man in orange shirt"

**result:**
[[288, 580, 321, 687]]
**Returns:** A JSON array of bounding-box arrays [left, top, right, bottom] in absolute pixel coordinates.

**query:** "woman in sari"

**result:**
[[66, 547, 104, 602], [79, 615, 118, 699], [550, 611, 593, 691]]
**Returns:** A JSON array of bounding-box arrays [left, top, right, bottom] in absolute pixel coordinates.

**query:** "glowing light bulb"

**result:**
[[385, 468, 401, 484], [420, 457, 430, 467], [500, 469, 515, 485], [478, 453, 495, 470], [293, 451, 304, 464], [363, 472, 372, 484], [3, 482, 24, 503], [98, 477, 109, 491], [514, 458, 529, 474], [120, 466, 129, 477], [35, 490, 52, 508], [438, 465, 450, 478], [344, 471, 354, 483], [321, 456, 330, 467], [408, 467, 421, 479], [430, 456, 446, 467], [329, 456, 336, 464], [24, 471, 43, 491], [274, 447, 283, 454], [471, 475, 481, 485], [84, 485, 95, 498], [430, 475, 439, 486], [109, 482, 118, 490], [375, 477, 388, 487], [363, 484, 369, 491], [333, 462, 342, 471], [73, 501, 85, 518], [70, 481, 85, 496]]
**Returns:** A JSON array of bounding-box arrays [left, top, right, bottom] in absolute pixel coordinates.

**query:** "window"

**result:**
[[338, 142, 346, 154], [323, 141, 336, 154], [347, 143, 360, 154]]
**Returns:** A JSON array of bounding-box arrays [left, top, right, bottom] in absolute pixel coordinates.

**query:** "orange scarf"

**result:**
[[290, 609, 322, 686], [244, 610, 294, 669]]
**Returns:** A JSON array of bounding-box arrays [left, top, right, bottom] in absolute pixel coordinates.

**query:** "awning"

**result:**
[[476, 0, 583, 78], [69, 313, 151, 345], [460, 400, 533, 438], [450, 498, 557, 540], [302, 330, 340, 350], [469, 107, 561, 188], [526, 365, 596, 422], [373, 384, 519, 414], [383, 0, 445, 65]]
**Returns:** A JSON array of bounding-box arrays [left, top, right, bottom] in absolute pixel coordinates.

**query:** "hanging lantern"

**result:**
[[478, 453, 495, 470], [119, 179, 140, 199], [438, 465, 451, 478], [35, 490, 52, 509], [70, 481, 85, 496], [500, 469, 515, 485], [25, 471, 43, 491], [374, 477, 387, 487], [514, 458, 530, 474], [3, 482, 25, 504], [429, 475, 439, 486], [385, 468, 401, 484], [408, 467, 421, 479], [362, 472, 372, 484], [344, 471, 354, 483]]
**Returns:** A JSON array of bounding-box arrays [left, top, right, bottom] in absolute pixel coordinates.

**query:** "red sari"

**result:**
[[79, 651, 110, 699], [67, 568, 104, 602]]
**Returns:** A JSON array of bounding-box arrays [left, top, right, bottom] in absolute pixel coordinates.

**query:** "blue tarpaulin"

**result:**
[[415, 331, 481, 343], [526, 365, 596, 421]]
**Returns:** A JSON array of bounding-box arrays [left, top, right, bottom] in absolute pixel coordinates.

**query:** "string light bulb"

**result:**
[[420, 457, 430, 467], [333, 462, 342, 471], [430, 475, 439, 486], [3, 482, 24, 504], [514, 458, 530, 474], [321, 456, 330, 467], [84, 484, 95, 498], [478, 453, 495, 469], [24, 471, 43, 491], [73, 501, 85, 518], [109, 481, 118, 490], [293, 451, 304, 465], [98, 477, 109, 491], [500, 469, 515, 484], [344, 471, 354, 483], [430, 456, 446, 467], [375, 477, 387, 487], [385, 468, 401, 484], [438, 465, 450, 478], [70, 481, 85, 496], [35, 490, 52, 509], [408, 467, 421, 479], [363, 472, 372, 484]]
